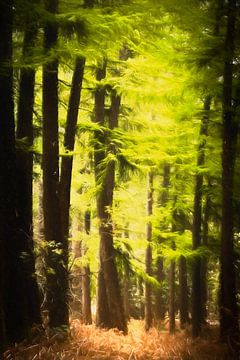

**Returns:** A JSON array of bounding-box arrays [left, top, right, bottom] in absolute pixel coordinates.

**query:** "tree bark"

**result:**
[[94, 63, 112, 329], [94, 65, 126, 333], [179, 255, 189, 328], [155, 164, 170, 321], [155, 257, 166, 320], [82, 210, 92, 325], [219, 0, 239, 343], [59, 56, 85, 264], [201, 184, 211, 324], [123, 261, 130, 321], [169, 254, 175, 334], [191, 97, 210, 338], [42, 0, 68, 328], [16, 23, 42, 327], [0, 0, 33, 345], [145, 172, 153, 331]]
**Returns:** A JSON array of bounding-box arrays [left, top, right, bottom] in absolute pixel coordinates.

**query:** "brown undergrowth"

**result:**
[[4, 320, 229, 360]]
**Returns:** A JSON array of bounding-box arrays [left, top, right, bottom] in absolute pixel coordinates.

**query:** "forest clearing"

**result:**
[[1, 0, 240, 358]]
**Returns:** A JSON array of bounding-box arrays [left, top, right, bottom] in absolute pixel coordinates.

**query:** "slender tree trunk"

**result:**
[[94, 65, 126, 332], [220, 0, 239, 343], [145, 172, 153, 331], [42, 0, 68, 328], [155, 257, 166, 320], [70, 220, 83, 318], [179, 255, 189, 328], [192, 97, 210, 338], [201, 184, 211, 324], [59, 56, 85, 262], [123, 226, 130, 321], [169, 252, 175, 334], [123, 261, 130, 321], [82, 209, 92, 325], [155, 164, 170, 321], [94, 63, 112, 329], [16, 24, 42, 327], [138, 277, 145, 319], [99, 91, 127, 333]]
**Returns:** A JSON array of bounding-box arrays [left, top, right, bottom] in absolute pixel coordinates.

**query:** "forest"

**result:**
[[0, 0, 240, 359]]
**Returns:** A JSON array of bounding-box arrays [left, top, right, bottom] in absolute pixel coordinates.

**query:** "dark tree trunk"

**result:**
[[0, 0, 30, 345], [123, 226, 130, 321], [191, 97, 210, 338], [201, 185, 211, 324], [99, 91, 127, 333], [169, 254, 175, 334], [16, 24, 41, 327], [94, 63, 112, 329], [0, 0, 13, 349], [155, 257, 166, 320], [179, 255, 189, 328], [42, 0, 68, 328], [138, 277, 145, 319], [96, 266, 112, 328], [82, 210, 92, 325], [59, 56, 85, 261], [123, 261, 130, 321], [220, 0, 239, 343], [155, 164, 170, 321], [145, 172, 153, 331], [94, 65, 126, 333]]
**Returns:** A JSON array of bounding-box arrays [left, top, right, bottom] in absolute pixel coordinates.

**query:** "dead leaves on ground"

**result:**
[[4, 320, 228, 360]]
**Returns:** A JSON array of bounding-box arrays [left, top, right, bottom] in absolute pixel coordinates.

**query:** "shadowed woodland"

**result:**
[[1, 0, 240, 359]]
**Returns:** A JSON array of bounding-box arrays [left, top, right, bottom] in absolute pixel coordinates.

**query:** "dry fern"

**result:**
[[4, 320, 228, 360]]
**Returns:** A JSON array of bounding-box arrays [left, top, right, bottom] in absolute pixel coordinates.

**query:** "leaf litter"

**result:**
[[4, 320, 229, 360]]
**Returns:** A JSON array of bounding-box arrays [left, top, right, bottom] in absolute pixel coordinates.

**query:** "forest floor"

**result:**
[[4, 320, 232, 360]]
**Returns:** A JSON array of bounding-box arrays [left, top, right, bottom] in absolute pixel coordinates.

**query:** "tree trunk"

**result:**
[[82, 210, 92, 325], [169, 254, 175, 334], [201, 184, 211, 324], [59, 56, 85, 263], [123, 261, 130, 321], [155, 257, 166, 320], [191, 97, 210, 338], [16, 24, 41, 327], [99, 91, 127, 333], [96, 266, 112, 328], [42, 0, 68, 328], [179, 255, 189, 328], [0, 0, 33, 345], [94, 65, 127, 333], [145, 172, 153, 331], [155, 164, 170, 321], [94, 63, 112, 328], [220, 0, 239, 343]]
